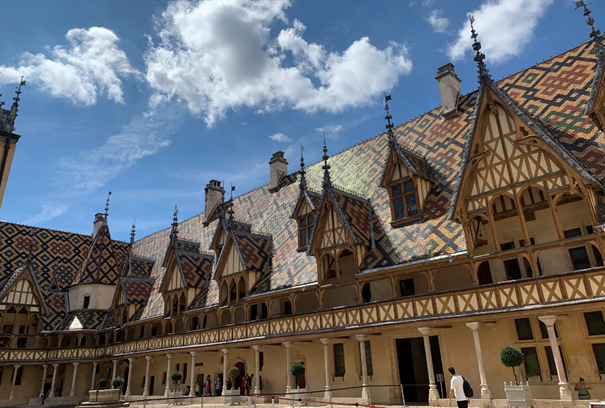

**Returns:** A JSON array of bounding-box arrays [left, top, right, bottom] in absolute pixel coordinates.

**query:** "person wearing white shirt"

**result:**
[[448, 367, 469, 408]]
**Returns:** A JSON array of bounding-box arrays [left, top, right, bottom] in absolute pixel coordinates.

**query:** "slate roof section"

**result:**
[[71, 224, 123, 286], [54, 310, 108, 331], [126, 256, 155, 279], [43, 292, 66, 331], [121, 277, 154, 305], [161, 236, 214, 290], [585, 39, 605, 128]]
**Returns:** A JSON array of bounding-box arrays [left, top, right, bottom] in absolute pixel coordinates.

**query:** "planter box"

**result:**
[[88, 389, 120, 403], [169, 390, 183, 404], [224, 389, 241, 405]]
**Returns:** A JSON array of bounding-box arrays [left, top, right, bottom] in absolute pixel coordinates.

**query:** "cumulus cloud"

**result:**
[[24, 204, 69, 225], [0, 27, 138, 105], [426, 10, 449, 33], [269, 132, 291, 142], [447, 0, 553, 63], [57, 114, 174, 194], [145, 0, 413, 126]]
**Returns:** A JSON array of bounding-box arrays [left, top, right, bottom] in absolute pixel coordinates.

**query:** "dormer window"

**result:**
[[298, 213, 315, 248], [390, 178, 418, 220], [83, 296, 90, 309]]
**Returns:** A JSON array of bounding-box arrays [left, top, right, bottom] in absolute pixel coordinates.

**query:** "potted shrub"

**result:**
[[500, 346, 533, 406], [90, 377, 121, 402], [112, 377, 124, 399], [225, 366, 241, 405], [98, 378, 109, 389], [290, 362, 307, 400], [500, 346, 523, 385], [169, 371, 183, 403]]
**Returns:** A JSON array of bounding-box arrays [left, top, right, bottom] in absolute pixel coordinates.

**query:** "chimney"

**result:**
[[92, 213, 104, 238], [204, 180, 225, 217], [436, 63, 461, 119], [269, 151, 288, 192]]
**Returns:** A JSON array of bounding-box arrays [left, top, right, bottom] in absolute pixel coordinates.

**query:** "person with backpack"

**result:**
[[448, 367, 471, 408]]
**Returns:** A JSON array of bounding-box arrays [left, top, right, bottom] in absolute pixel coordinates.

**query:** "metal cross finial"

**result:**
[[299, 144, 307, 192], [575, 1, 604, 58], [322, 134, 332, 189], [104, 191, 112, 223], [3, 77, 25, 133], [469, 14, 493, 85], [384, 94, 396, 145], [171, 205, 179, 238]]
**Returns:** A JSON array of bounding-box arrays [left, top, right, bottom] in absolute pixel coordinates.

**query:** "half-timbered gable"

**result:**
[[291, 188, 321, 250], [0, 261, 46, 317]]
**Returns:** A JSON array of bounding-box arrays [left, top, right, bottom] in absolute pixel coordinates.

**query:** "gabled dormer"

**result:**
[[291, 152, 321, 250], [307, 143, 375, 285], [379, 96, 433, 227], [0, 258, 47, 317]]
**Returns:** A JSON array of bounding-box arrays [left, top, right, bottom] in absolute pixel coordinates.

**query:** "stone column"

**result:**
[[320, 338, 332, 400], [164, 353, 173, 397], [418, 327, 440, 406], [190, 352, 197, 397], [90, 362, 98, 391], [538, 316, 572, 401], [143, 356, 152, 397], [125, 358, 134, 397], [253, 345, 261, 394], [284, 341, 293, 393], [69, 363, 79, 397], [39, 365, 48, 398], [466, 322, 491, 400], [222, 348, 229, 394], [48, 364, 58, 398], [9, 365, 20, 401], [111, 359, 118, 388], [355, 335, 371, 402]]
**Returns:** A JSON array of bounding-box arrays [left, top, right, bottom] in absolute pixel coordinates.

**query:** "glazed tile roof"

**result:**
[[55, 310, 108, 331], [126, 256, 155, 279], [162, 237, 214, 289], [232, 231, 272, 273], [380, 141, 434, 185], [71, 224, 124, 286], [121, 277, 154, 305]]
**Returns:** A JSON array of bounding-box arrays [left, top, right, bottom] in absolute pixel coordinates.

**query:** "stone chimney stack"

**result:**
[[205, 180, 225, 217], [269, 151, 288, 192], [92, 213, 105, 238], [436, 63, 462, 119]]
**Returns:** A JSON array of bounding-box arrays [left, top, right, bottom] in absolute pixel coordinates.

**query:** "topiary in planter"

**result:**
[[500, 346, 524, 385], [112, 376, 124, 389], [171, 371, 183, 390], [228, 366, 240, 385], [97, 378, 108, 389], [290, 362, 305, 389]]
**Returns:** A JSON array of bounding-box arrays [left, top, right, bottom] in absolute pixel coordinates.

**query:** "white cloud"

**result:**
[[0, 27, 138, 105], [24, 204, 69, 225], [425, 10, 449, 33], [409, 1, 417, 7], [316, 125, 343, 139], [269, 132, 291, 142], [422, 0, 434, 7], [447, 0, 554, 63], [145, 0, 413, 127], [57, 113, 174, 194]]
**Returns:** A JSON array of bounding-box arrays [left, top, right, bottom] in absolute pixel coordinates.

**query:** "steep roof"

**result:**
[[71, 224, 124, 286]]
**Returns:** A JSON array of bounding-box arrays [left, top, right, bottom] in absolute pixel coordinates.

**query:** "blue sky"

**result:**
[[0, 0, 601, 242]]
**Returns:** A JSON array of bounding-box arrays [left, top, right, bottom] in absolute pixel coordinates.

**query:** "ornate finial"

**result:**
[[322, 133, 332, 189], [227, 185, 236, 230], [130, 221, 136, 245], [0, 77, 25, 133], [469, 15, 493, 85], [104, 191, 112, 223], [384, 94, 397, 145], [576, 1, 604, 58], [27, 229, 35, 263], [171, 205, 179, 238], [299, 145, 307, 192]]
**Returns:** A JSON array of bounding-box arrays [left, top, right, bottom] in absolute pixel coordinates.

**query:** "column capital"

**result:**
[[13, 364, 20, 369], [538, 315, 558, 327], [112, 359, 119, 363], [72, 362, 79, 367], [466, 322, 480, 331], [52, 364, 58, 368], [42, 364, 48, 368], [166, 353, 174, 358], [283, 341, 293, 348], [190, 351, 198, 356], [418, 326, 431, 336], [145, 355, 153, 361], [355, 334, 367, 342], [128, 357, 135, 363], [92, 361, 98, 366], [222, 348, 229, 354], [320, 337, 330, 345], [252, 345, 262, 351]]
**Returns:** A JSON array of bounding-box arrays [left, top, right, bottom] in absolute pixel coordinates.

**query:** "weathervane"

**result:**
[[575, 1, 603, 58], [104, 191, 112, 223]]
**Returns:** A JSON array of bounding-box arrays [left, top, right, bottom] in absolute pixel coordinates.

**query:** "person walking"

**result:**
[[215, 376, 222, 396], [195, 381, 200, 397], [448, 367, 470, 408], [204, 377, 211, 396], [241, 373, 248, 395], [575, 378, 593, 400]]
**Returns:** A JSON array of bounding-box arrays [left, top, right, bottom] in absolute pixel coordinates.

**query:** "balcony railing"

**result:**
[[4, 266, 605, 362]]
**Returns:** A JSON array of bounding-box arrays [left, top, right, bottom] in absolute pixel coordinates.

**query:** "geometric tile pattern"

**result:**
[[121, 277, 154, 305], [55, 310, 107, 331], [71, 224, 122, 286]]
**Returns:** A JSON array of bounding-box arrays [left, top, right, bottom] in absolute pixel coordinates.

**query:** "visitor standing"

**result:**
[[215, 376, 222, 396], [195, 381, 200, 397], [448, 367, 470, 408]]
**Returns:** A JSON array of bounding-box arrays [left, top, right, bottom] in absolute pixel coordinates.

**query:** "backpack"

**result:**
[[462, 377, 474, 398]]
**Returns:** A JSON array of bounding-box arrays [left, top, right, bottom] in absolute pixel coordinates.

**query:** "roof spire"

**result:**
[[0, 77, 25, 133], [322, 133, 332, 189], [104, 191, 112, 224], [171, 205, 179, 239], [575, 1, 604, 58], [469, 15, 493, 85], [384, 94, 397, 146], [129, 221, 136, 254], [227, 185, 235, 230], [299, 144, 307, 192]]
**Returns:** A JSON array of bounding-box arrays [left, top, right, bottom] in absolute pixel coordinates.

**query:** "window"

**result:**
[[18, 325, 26, 334], [585, 312, 605, 335], [545, 346, 567, 376], [361, 283, 372, 303], [364, 341, 373, 376], [151, 326, 157, 336], [2, 325, 13, 334], [390, 179, 418, 220], [564, 228, 583, 239], [521, 347, 541, 377], [399, 278, 415, 297], [515, 318, 534, 340], [501, 241, 516, 251], [334, 343, 346, 377], [139, 326, 145, 338], [260, 352, 264, 371], [539, 321, 558, 339], [569, 247, 591, 270], [16, 338, 26, 348], [83, 296, 90, 309], [0, 338, 9, 348], [504, 259, 523, 280], [183, 363, 187, 382], [14, 366, 22, 386], [284, 301, 292, 316], [298, 214, 315, 248], [592, 344, 605, 373]]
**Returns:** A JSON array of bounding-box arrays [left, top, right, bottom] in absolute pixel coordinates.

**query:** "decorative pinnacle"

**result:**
[[1, 77, 25, 133], [576, 1, 604, 58], [384, 94, 396, 145], [171, 205, 179, 238], [469, 15, 493, 85], [130, 222, 136, 246], [322, 133, 332, 189], [104, 191, 112, 223], [299, 144, 307, 192]]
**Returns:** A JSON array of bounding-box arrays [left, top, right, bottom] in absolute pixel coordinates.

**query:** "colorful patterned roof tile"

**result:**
[[127, 256, 155, 279], [43, 292, 66, 331], [54, 310, 107, 331], [71, 224, 125, 286], [232, 231, 272, 273], [188, 289, 208, 311], [121, 277, 154, 305]]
